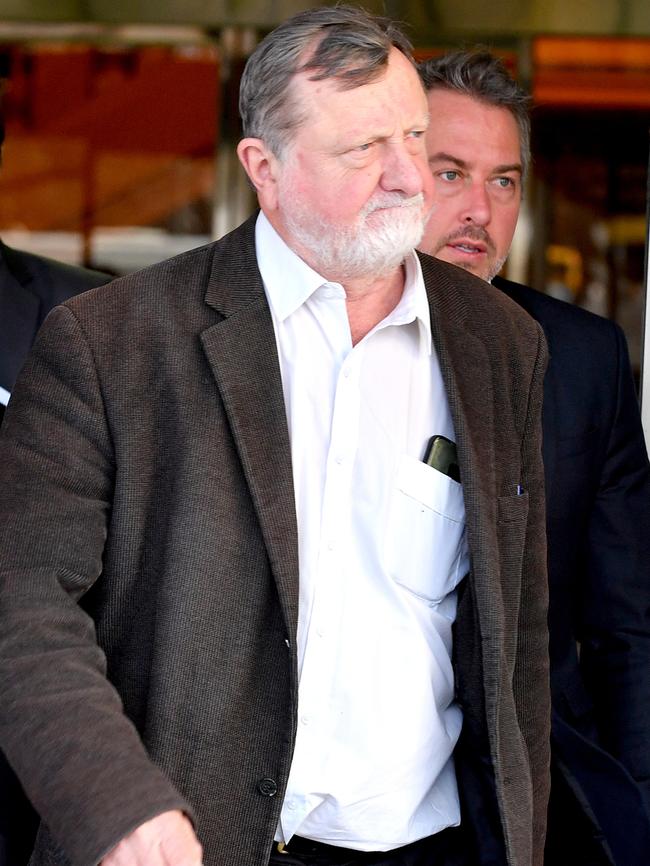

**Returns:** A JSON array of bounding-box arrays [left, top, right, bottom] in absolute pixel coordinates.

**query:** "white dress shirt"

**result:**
[[256, 212, 470, 851]]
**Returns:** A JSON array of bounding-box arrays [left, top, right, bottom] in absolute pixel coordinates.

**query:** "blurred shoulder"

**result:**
[[1, 242, 111, 306], [63, 216, 259, 327], [493, 275, 621, 345]]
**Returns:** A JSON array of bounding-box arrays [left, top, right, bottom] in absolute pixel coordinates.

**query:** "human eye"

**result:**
[[438, 170, 460, 182], [404, 130, 426, 154], [492, 175, 518, 191]]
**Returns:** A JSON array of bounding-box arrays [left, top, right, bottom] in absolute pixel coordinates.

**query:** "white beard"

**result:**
[[280, 190, 428, 280]]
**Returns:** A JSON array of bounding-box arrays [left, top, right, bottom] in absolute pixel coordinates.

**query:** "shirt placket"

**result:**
[[282, 338, 363, 830]]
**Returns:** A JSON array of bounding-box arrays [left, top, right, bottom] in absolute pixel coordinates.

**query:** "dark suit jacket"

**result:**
[[0, 241, 110, 423], [0, 219, 550, 866], [0, 242, 110, 866], [495, 276, 650, 866]]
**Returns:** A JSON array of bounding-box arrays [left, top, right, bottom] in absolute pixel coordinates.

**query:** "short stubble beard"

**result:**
[[433, 225, 508, 283]]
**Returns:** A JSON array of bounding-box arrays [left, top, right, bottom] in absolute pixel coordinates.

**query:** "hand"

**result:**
[[101, 810, 203, 866]]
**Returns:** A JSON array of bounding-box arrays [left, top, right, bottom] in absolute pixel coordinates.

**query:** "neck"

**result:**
[[343, 267, 405, 345]]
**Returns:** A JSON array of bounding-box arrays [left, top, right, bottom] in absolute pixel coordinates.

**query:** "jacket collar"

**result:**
[[0, 241, 41, 392]]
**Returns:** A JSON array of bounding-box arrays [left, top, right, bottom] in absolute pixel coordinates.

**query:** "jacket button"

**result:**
[[257, 777, 278, 797]]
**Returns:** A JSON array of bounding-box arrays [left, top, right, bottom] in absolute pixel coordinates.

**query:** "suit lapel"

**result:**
[[540, 353, 557, 510], [0, 243, 41, 392], [419, 253, 498, 555], [493, 276, 557, 509], [200, 217, 299, 640], [419, 252, 503, 706]]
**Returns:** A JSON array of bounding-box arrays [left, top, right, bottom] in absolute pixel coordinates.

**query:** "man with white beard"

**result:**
[[0, 8, 550, 866]]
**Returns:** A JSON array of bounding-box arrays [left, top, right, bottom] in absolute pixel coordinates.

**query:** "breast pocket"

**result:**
[[384, 455, 469, 604]]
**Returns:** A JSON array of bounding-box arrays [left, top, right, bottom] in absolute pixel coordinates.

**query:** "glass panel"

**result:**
[[0, 39, 218, 275]]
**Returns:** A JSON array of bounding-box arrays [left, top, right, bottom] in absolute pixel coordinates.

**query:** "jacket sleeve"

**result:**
[[580, 323, 650, 811], [513, 322, 551, 866], [0, 306, 191, 866]]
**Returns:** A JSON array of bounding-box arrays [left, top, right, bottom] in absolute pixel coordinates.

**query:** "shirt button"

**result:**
[[335, 456, 343, 465], [300, 714, 310, 725], [257, 778, 278, 797], [327, 542, 335, 551]]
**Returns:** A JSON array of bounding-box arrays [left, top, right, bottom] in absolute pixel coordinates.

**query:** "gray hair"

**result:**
[[239, 5, 413, 159], [417, 49, 531, 179]]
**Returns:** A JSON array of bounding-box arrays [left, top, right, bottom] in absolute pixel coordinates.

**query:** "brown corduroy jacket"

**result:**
[[0, 215, 550, 866]]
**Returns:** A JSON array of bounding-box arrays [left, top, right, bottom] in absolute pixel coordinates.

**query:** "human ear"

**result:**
[[236, 138, 281, 209]]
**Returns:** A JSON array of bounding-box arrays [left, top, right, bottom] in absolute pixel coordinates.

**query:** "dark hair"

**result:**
[[418, 49, 531, 179], [239, 5, 413, 158]]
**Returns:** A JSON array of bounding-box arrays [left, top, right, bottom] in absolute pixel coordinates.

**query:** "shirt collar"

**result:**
[[256, 211, 332, 322], [384, 252, 433, 355], [255, 211, 432, 355]]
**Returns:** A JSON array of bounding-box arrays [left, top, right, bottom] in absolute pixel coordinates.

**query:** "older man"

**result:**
[[0, 10, 549, 866], [0, 106, 111, 866], [418, 50, 650, 866]]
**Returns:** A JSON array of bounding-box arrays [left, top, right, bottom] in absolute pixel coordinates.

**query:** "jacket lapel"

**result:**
[[418, 252, 503, 702], [0, 242, 41, 392], [199, 216, 300, 641], [419, 252, 499, 554], [540, 362, 557, 510], [492, 276, 557, 509]]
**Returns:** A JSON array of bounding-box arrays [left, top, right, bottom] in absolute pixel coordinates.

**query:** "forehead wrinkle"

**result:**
[[285, 48, 429, 157]]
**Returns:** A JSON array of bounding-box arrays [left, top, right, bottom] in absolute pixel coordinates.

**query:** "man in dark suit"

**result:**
[[0, 114, 110, 866], [0, 242, 110, 424], [0, 10, 550, 866], [418, 50, 650, 866]]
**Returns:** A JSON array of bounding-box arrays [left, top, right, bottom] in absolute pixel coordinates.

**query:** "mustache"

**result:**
[[441, 225, 496, 253], [363, 192, 425, 216]]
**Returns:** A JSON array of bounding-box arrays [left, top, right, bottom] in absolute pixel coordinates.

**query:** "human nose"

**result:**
[[459, 182, 491, 226], [380, 141, 427, 198]]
